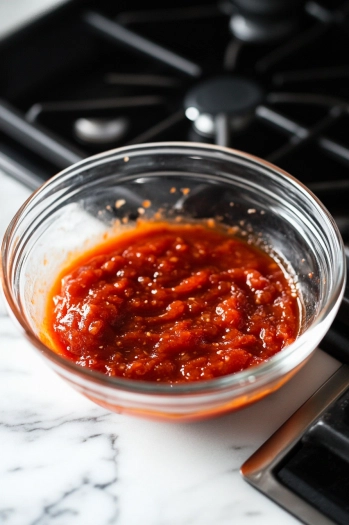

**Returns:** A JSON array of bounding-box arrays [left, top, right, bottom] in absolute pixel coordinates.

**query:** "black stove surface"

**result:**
[[1, 2, 349, 523], [1, 0, 349, 346], [2, 1, 349, 200]]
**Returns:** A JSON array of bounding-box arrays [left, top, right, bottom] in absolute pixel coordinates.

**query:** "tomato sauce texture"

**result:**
[[44, 222, 299, 383]]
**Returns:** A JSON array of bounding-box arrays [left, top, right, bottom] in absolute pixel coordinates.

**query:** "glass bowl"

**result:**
[[1, 142, 346, 421]]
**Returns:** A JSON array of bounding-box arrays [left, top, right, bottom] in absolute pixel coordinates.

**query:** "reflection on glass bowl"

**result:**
[[1, 143, 346, 421]]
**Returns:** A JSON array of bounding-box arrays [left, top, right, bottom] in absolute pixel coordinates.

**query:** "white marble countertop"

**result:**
[[0, 171, 342, 525], [0, 2, 343, 523]]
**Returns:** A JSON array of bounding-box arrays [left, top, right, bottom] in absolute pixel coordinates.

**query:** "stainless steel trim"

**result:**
[[241, 365, 349, 525]]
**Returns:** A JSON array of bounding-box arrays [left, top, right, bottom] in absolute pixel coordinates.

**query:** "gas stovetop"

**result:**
[[2, 0, 349, 346], [1, 1, 349, 523]]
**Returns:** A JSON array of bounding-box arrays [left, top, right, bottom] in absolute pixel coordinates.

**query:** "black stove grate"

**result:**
[[2, 1, 349, 194], [1, 0, 349, 333], [2, 0, 349, 352]]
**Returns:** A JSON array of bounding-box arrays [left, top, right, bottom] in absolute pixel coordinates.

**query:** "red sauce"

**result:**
[[43, 221, 300, 383]]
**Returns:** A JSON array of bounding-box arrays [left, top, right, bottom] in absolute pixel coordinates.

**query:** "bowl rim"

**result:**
[[1, 141, 346, 396]]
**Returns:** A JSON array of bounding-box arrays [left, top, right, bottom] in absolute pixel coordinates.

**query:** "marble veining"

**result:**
[[0, 322, 120, 525], [0, 170, 342, 525]]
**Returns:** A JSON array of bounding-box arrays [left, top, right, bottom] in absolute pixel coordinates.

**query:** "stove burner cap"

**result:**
[[230, 14, 298, 43], [184, 76, 264, 136], [229, 0, 306, 43], [73, 117, 129, 145]]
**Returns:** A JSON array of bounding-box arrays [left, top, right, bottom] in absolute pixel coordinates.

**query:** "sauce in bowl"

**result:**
[[42, 221, 300, 383]]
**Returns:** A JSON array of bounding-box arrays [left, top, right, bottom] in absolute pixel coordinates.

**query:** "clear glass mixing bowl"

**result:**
[[1, 143, 346, 421]]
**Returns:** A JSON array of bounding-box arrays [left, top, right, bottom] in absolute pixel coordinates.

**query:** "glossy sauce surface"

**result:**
[[43, 222, 299, 383]]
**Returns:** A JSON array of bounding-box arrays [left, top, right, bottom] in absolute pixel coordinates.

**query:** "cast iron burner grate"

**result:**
[[2, 1, 349, 199], [1, 0, 349, 324], [1, 0, 349, 332]]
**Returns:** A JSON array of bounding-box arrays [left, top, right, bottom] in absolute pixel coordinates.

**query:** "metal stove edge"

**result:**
[[240, 364, 349, 525]]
